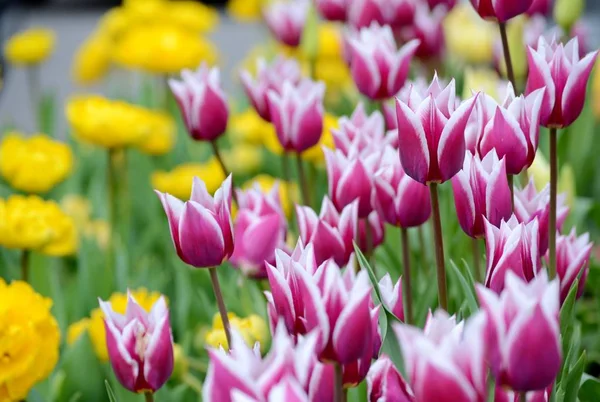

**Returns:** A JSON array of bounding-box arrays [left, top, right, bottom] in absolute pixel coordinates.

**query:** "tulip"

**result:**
[[394, 310, 487, 402], [263, 0, 309, 47], [427, 0, 457, 10], [267, 79, 325, 153], [155, 176, 233, 268], [477, 271, 561, 392], [526, 37, 598, 128], [296, 197, 357, 266], [526, 0, 551, 16], [230, 182, 287, 279], [469, 0, 535, 23], [316, 0, 348, 21], [514, 179, 569, 256], [378, 274, 404, 321], [476, 84, 545, 175], [388, 0, 417, 28], [348, 23, 419, 100], [554, 0, 584, 33], [169, 64, 228, 142], [452, 151, 512, 238], [551, 229, 592, 303], [485, 216, 541, 293], [356, 211, 385, 252], [403, 4, 446, 61], [367, 356, 414, 402], [382, 103, 397, 130], [99, 293, 174, 394], [347, 0, 386, 29], [240, 56, 302, 122], [331, 103, 385, 156], [396, 75, 477, 184]]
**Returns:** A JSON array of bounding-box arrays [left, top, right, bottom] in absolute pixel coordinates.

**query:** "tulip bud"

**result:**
[[551, 229, 592, 303], [263, 0, 309, 47], [316, 0, 349, 21], [403, 4, 446, 61], [347, 0, 386, 29], [357, 211, 385, 252], [367, 356, 414, 402], [554, 0, 584, 33], [168, 65, 228, 142], [99, 294, 174, 394], [477, 271, 561, 392], [155, 176, 234, 268], [526, 0, 551, 16], [469, 0, 535, 23]]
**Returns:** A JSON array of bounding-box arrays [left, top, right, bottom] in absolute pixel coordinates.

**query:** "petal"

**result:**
[[396, 99, 429, 184], [144, 314, 174, 391], [243, 214, 284, 264], [178, 202, 225, 267], [155, 191, 185, 260], [104, 320, 139, 392], [525, 48, 556, 125], [191, 177, 215, 209], [332, 285, 372, 364], [561, 51, 599, 126], [452, 169, 476, 237]]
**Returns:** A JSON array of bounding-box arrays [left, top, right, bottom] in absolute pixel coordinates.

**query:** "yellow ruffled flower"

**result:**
[[4, 28, 55, 65], [527, 152, 576, 208], [444, 4, 496, 64], [66, 318, 90, 346], [152, 159, 226, 201], [0, 279, 60, 401], [204, 313, 269, 352], [316, 23, 343, 60], [229, 109, 274, 145], [171, 344, 190, 380], [0, 195, 77, 256], [136, 111, 176, 156], [462, 68, 503, 102], [222, 145, 263, 176], [71, 33, 112, 85], [98, 7, 131, 39], [66, 95, 150, 149], [243, 174, 298, 219], [161, 1, 219, 34], [227, 0, 265, 22], [0, 132, 73, 194]]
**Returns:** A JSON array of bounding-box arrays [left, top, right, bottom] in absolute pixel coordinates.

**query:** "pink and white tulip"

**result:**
[[551, 229, 593, 303], [367, 355, 414, 402], [169, 64, 228, 142], [378, 274, 405, 321], [477, 271, 561, 392], [403, 4, 446, 61], [496, 387, 551, 402], [347, 0, 386, 29], [451, 151, 512, 238], [315, 0, 349, 21], [427, 0, 457, 10], [331, 103, 385, 155], [526, 0, 551, 16], [526, 37, 598, 128], [357, 211, 385, 252], [469, 0, 535, 23], [99, 294, 173, 394], [263, 0, 309, 47], [155, 176, 234, 268]]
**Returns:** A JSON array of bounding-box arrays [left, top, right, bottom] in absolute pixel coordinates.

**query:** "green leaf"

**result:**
[[448, 260, 479, 315], [105, 381, 118, 402], [561, 278, 579, 336], [579, 374, 600, 402], [562, 351, 586, 402]]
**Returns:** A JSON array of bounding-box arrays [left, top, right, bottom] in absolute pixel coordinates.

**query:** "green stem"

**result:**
[[429, 183, 448, 311], [549, 128, 558, 279], [26, 65, 40, 131], [210, 140, 238, 205], [498, 22, 517, 92], [334, 363, 343, 402], [209, 267, 232, 348], [144, 392, 154, 402], [507, 174, 514, 211], [400, 227, 413, 324], [106, 149, 118, 291], [472, 237, 482, 283], [21, 250, 30, 282], [296, 152, 310, 206], [418, 225, 428, 273], [519, 392, 527, 402], [182, 372, 203, 395]]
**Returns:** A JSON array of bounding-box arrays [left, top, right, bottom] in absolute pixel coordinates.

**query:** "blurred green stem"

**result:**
[[106, 149, 119, 291], [400, 227, 413, 324], [161, 74, 170, 112], [472, 237, 482, 283], [507, 174, 514, 210], [210, 140, 238, 205], [296, 152, 310, 206], [333, 363, 343, 402], [26, 66, 40, 131], [144, 392, 154, 402], [498, 22, 517, 92], [417, 225, 428, 272], [21, 250, 30, 282], [519, 392, 527, 402], [182, 372, 203, 395], [209, 267, 232, 348], [364, 218, 374, 272], [549, 128, 558, 278], [429, 183, 448, 311]]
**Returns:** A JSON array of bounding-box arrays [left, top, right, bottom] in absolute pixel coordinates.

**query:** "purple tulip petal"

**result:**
[[178, 202, 225, 267]]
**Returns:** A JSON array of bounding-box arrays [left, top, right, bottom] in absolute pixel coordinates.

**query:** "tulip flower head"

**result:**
[[551, 229, 593, 303], [477, 271, 561, 392], [356, 211, 385, 252], [169, 64, 229, 142], [348, 23, 419, 100], [378, 274, 405, 321], [469, 0, 535, 23], [428, 0, 457, 10], [347, 0, 386, 29], [403, 4, 446, 61], [527, 0, 551, 16], [396, 75, 478, 184], [99, 293, 174, 394], [316, 0, 349, 21], [367, 355, 414, 402], [263, 0, 309, 47], [331, 103, 385, 155], [155, 176, 234, 268], [526, 37, 599, 128]]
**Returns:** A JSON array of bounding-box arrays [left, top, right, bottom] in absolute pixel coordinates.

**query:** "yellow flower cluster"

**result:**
[[4, 28, 55, 65], [204, 312, 269, 351], [243, 174, 298, 219], [152, 158, 226, 201], [61, 195, 110, 250], [444, 4, 496, 64], [0, 132, 73, 193], [67, 288, 163, 361], [0, 279, 60, 401], [0, 195, 77, 256], [227, 0, 266, 22], [66, 95, 175, 152]]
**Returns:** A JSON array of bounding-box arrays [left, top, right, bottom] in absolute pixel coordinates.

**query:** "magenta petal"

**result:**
[[104, 320, 138, 392], [200, 84, 229, 140], [350, 43, 381, 99], [312, 221, 347, 265], [396, 99, 429, 184], [414, 359, 477, 402], [437, 97, 476, 182], [144, 315, 174, 391], [333, 288, 372, 364], [335, 160, 373, 218], [480, 108, 528, 175], [560, 51, 599, 126], [485, 159, 512, 229], [452, 171, 476, 237], [525, 48, 556, 125], [178, 202, 225, 267]]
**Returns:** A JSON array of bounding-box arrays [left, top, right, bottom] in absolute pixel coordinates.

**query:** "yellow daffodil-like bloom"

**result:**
[[243, 174, 298, 218], [302, 113, 338, 164], [222, 145, 263, 176], [0, 132, 73, 193], [0, 195, 77, 256], [462, 68, 504, 102], [98, 7, 130, 39], [68, 288, 163, 361], [171, 344, 190, 379], [4, 28, 55, 65], [152, 159, 226, 201], [205, 313, 269, 352], [528, 153, 576, 208], [0, 279, 60, 401], [444, 4, 496, 64], [66, 95, 150, 149], [316, 23, 343, 60], [71, 33, 111, 85], [161, 1, 219, 34], [136, 111, 176, 156], [227, 0, 265, 22], [229, 109, 274, 145]]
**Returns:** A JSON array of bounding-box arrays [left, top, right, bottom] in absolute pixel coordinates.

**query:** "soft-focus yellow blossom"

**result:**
[[66, 318, 90, 345], [499, 17, 527, 80], [302, 113, 338, 164], [66, 95, 150, 149], [122, 0, 165, 21], [205, 313, 269, 351], [315, 59, 352, 90], [229, 109, 274, 145], [172, 344, 189, 379], [444, 4, 496, 64], [83, 220, 111, 250], [528, 153, 576, 208], [162, 1, 219, 34], [72, 33, 111, 85], [0, 195, 77, 256], [227, 0, 264, 22], [4, 28, 55, 65], [462, 68, 503, 102], [136, 112, 176, 156], [316, 24, 343, 60], [152, 159, 226, 201], [243, 174, 298, 218], [98, 7, 130, 39], [0, 132, 73, 193], [0, 279, 60, 401], [554, 0, 584, 33], [61, 195, 111, 250], [222, 145, 263, 176]]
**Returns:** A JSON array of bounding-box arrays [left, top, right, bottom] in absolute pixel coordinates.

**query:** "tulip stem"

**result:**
[[429, 183, 448, 311], [296, 152, 311, 206], [400, 228, 413, 324], [507, 174, 514, 211], [549, 128, 558, 279], [21, 250, 30, 282], [209, 267, 232, 348], [210, 140, 238, 205], [418, 225, 429, 273], [498, 22, 517, 92], [333, 363, 343, 402], [472, 237, 482, 283], [519, 392, 527, 402], [364, 218, 374, 268], [144, 392, 154, 402], [106, 149, 118, 291]]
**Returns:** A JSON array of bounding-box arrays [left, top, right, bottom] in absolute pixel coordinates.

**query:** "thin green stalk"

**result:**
[[418, 225, 428, 272], [209, 267, 232, 348], [26, 65, 40, 131], [144, 392, 154, 402], [21, 250, 30, 282], [210, 140, 238, 205], [507, 174, 514, 211], [334, 363, 343, 402], [472, 237, 482, 283], [549, 128, 558, 278], [429, 183, 448, 311], [400, 227, 413, 324], [498, 22, 517, 91], [364, 218, 373, 265], [296, 152, 310, 206], [182, 372, 203, 395], [519, 392, 527, 402], [106, 149, 118, 291]]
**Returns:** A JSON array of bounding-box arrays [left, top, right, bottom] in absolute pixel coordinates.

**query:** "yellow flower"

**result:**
[[61, 195, 92, 227], [316, 23, 343, 60], [66, 318, 90, 345], [227, 0, 265, 22], [444, 4, 496, 64], [0, 279, 60, 401], [4, 28, 55, 65], [83, 220, 111, 250], [462, 68, 503, 102], [71, 33, 111, 85], [229, 109, 274, 145], [98, 7, 131, 39], [152, 159, 226, 200], [222, 145, 263, 176], [0, 195, 77, 256], [243, 174, 298, 219], [302, 113, 338, 164], [66, 95, 149, 149], [136, 111, 176, 156], [162, 1, 220, 34], [315, 58, 352, 91], [527, 153, 576, 208], [172, 344, 189, 379], [204, 313, 269, 351]]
